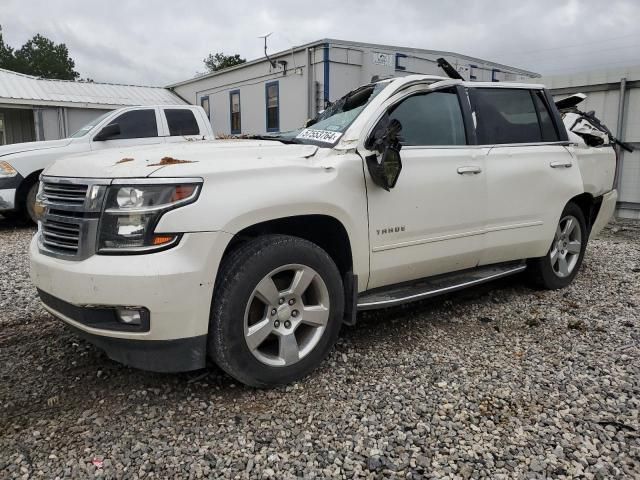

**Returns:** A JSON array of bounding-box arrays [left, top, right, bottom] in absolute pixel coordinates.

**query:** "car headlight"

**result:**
[[97, 181, 201, 254], [0, 161, 17, 177]]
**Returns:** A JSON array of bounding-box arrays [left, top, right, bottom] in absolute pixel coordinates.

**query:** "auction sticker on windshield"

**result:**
[[296, 129, 342, 144]]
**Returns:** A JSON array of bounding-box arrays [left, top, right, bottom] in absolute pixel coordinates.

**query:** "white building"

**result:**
[[167, 38, 540, 136], [0, 68, 185, 145], [538, 67, 640, 219]]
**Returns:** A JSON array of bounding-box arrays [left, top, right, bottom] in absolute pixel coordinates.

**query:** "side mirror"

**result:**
[[365, 118, 403, 191], [94, 123, 120, 141]]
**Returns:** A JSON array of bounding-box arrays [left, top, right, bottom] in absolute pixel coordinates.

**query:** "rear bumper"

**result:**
[[590, 189, 617, 240]]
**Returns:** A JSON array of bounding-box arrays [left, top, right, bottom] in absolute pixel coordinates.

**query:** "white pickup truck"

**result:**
[[0, 105, 212, 222], [30, 75, 618, 387]]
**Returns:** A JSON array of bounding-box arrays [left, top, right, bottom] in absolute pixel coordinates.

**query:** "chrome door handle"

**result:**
[[550, 161, 573, 168], [457, 166, 482, 175]]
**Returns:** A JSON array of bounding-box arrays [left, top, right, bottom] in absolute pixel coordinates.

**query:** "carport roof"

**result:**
[[0, 68, 186, 109]]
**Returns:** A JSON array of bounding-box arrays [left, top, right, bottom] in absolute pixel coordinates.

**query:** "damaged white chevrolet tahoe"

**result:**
[[30, 75, 619, 387]]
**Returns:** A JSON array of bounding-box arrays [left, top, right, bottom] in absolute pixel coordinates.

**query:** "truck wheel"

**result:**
[[528, 202, 587, 289], [209, 234, 344, 387], [25, 181, 41, 224]]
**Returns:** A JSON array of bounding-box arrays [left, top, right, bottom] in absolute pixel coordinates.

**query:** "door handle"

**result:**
[[457, 166, 482, 175], [550, 161, 573, 168]]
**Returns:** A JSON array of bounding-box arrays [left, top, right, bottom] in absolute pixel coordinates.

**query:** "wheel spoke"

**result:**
[[550, 247, 559, 266], [562, 218, 575, 237], [245, 318, 273, 351], [289, 267, 316, 297], [255, 276, 280, 306], [279, 333, 299, 364], [555, 224, 562, 241], [566, 240, 581, 255], [557, 255, 569, 276], [301, 305, 329, 327]]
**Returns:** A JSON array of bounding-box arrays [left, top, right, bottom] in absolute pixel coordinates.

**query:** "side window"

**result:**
[[200, 96, 210, 119], [388, 89, 466, 146], [107, 109, 157, 140], [532, 90, 559, 142], [265, 81, 279, 132], [472, 88, 541, 144], [229, 90, 241, 134], [165, 109, 200, 136]]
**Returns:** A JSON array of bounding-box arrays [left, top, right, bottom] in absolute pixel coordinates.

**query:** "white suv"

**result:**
[[29, 75, 618, 387]]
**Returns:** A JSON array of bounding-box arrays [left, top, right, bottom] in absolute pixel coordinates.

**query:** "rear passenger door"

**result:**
[[161, 108, 205, 143], [469, 87, 583, 265]]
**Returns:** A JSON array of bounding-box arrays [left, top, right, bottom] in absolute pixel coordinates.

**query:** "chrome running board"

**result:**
[[357, 261, 526, 310]]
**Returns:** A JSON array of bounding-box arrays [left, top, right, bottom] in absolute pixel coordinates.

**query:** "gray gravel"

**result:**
[[1, 215, 639, 479]]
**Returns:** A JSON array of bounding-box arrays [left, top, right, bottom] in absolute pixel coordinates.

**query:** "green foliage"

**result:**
[[203, 52, 246, 72], [0, 26, 79, 80]]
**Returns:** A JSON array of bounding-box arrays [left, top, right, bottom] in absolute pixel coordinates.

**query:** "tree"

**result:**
[[0, 26, 18, 71], [203, 52, 246, 73], [0, 26, 79, 80]]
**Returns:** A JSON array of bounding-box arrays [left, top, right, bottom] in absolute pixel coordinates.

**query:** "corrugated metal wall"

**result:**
[[0, 108, 35, 145]]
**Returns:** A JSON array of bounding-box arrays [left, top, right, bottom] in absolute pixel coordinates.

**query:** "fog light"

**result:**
[[116, 308, 142, 325]]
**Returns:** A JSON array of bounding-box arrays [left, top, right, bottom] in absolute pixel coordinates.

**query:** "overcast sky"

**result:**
[[2, 0, 639, 86]]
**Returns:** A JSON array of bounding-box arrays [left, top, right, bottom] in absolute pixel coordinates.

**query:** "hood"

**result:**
[[0, 138, 73, 158], [43, 139, 320, 179]]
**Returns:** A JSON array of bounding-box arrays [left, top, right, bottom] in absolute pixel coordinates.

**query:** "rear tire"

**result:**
[[527, 202, 587, 289], [209, 234, 344, 387]]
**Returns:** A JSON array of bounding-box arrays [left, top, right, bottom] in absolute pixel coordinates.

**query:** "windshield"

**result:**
[[271, 82, 388, 146], [69, 111, 113, 138]]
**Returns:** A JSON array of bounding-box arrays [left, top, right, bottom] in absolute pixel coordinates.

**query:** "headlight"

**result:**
[[0, 161, 17, 177], [97, 181, 201, 254]]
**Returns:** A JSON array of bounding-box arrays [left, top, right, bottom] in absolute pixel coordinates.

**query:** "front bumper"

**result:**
[[30, 230, 233, 372], [0, 187, 16, 211], [590, 189, 617, 240]]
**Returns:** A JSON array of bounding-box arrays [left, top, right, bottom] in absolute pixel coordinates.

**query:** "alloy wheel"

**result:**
[[550, 215, 582, 278], [243, 264, 330, 367]]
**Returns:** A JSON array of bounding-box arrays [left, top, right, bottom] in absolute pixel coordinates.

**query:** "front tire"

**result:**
[[25, 181, 41, 224], [528, 202, 587, 289], [209, 235, 344, 387]]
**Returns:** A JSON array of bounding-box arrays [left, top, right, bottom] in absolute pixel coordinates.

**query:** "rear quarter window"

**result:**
[[472, 88, 543, 144], [165, 109, 200, 136]]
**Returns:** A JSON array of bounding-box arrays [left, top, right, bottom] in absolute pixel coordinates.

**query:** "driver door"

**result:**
[[90, 108, 164, 151], [362, 86, 489, 289]]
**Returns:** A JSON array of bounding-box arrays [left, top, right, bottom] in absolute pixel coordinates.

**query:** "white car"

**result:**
[[29, 75, 617, 387], [0, 105, 213, 222]]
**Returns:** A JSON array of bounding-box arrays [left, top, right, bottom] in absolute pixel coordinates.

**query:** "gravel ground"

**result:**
[[0, 216, 638, 479]]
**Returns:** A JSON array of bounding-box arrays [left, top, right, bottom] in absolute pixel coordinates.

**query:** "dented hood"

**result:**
[[43, 139, 320, 179]]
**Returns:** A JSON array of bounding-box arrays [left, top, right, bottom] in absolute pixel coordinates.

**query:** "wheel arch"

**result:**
[[222, 214, 354, 278], [15, 169, 42, 211], [567, 192, 602, 233]]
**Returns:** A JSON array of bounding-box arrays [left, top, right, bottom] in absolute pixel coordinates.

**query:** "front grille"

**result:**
[[42, 182, 88, 206], [41, 219, 81, 255], [38, 177, 108, 260]]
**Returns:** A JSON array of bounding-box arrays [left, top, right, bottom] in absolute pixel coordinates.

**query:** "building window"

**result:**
[[229, 90, 241, 134], [265, 81, 279, 132], [0, 113, 5, 145], [200, 96, 210, 119]]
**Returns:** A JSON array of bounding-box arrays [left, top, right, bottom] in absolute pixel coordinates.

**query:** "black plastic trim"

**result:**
[[38, 289, 150, 333], [64, 324, 207, 372], [544, 88, 569, 142]]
